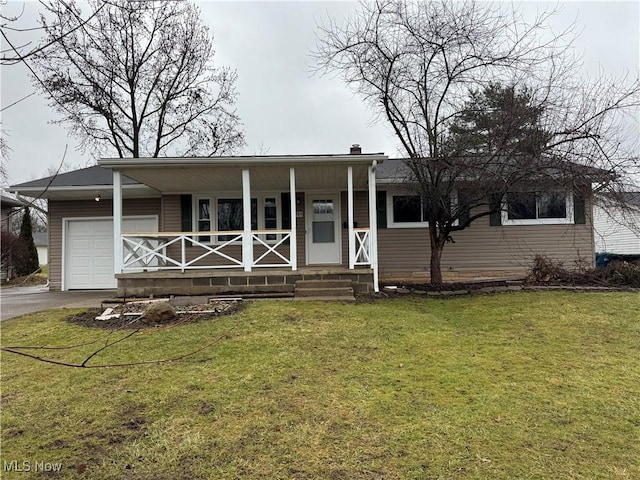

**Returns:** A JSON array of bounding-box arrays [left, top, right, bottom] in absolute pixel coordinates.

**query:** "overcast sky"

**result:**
[[1, 1, 639, 187]]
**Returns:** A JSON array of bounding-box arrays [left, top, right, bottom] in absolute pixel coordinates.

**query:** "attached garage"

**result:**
[[64, 216, 157, 290]]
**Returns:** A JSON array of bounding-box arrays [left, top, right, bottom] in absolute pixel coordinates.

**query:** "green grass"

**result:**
[[1, 292, 639, 479]]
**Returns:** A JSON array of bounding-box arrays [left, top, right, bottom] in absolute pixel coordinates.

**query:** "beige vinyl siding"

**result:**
[[49, 190, 594, 289], [377, 199, 595, 276], [48, 198, 161, 291]]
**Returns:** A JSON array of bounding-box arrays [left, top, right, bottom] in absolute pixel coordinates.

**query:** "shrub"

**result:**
[[1, 231, 26, 281], [15, 207, 40, 276], [529, 255, 566, 283], [605, 261, 640, 287], [529, 254, 640, 287]]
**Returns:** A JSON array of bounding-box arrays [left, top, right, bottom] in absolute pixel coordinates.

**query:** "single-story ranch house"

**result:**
[[10, 146, 594, 295]]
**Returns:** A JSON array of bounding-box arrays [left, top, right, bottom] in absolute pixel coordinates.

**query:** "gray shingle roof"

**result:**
[[376, 158, 410, 180], [375, 156, 609, 182], [1, 194, 24, 207], [10, 165, 139, 189]]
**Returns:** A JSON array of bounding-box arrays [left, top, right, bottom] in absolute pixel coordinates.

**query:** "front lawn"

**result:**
[[1, 292, 638, 479]]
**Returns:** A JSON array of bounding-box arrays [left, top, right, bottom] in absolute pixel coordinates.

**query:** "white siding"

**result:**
[[594, 205, 640, 254]]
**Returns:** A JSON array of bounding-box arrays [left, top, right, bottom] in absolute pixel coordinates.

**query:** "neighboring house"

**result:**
[[593, 192, 640, 256], [9, 147, 594, 295], [1, 194, 24, 282], [33, 231, 48, 266], [1, 194, 23, 233]]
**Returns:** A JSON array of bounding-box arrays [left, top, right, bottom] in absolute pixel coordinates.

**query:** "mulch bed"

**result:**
[[377, 277, 638, 299], [66, 300, 243, 330]]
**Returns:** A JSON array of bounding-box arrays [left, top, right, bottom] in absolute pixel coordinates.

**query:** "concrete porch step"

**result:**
[[294, 279, 355, 301], [295, 279, 353, 289], [295, 287, 355, 298], [293, 295, 357, 302]]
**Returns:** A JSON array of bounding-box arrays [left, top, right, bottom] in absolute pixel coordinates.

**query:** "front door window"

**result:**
[[312, 199, 335, 243]]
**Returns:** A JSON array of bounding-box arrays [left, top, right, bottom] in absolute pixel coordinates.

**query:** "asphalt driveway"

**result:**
[[0, 286, 115, 321]]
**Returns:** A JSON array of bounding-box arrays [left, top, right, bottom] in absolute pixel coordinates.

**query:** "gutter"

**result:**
[[98, 154, 387, 169]]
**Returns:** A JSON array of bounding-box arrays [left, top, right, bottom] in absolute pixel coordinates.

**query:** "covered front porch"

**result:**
[[99, 152, 386, 295]]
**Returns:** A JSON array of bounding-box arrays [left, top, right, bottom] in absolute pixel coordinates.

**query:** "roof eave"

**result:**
[[98, 154, 387, 169], [9, 184, 159, 200]]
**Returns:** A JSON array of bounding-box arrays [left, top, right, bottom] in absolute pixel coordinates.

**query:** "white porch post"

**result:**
[[289, 167, 297, 271], [347, 166, 355, 269], [368, 164, 379, 292], [242, 169, 252, 272], [113, 170, 123, 275]]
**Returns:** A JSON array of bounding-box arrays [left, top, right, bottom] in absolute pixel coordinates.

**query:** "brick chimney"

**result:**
[[349, 144, 362, 155]]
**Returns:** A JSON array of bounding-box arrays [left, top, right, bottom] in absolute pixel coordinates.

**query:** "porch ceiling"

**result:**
[[101, 160, 379, 193]]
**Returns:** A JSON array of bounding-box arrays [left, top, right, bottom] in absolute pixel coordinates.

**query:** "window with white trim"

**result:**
[[387, 194, 428, 228], [502, 191, 574, 225], [197, 198, 211, 242], [264, 197, 278, 241], [194, 195, 281, 243], [217, 198, 258, 241], [386, 191, 458, 228]]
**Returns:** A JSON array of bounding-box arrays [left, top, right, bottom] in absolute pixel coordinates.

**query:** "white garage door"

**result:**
[[65, 217, 157, 290]]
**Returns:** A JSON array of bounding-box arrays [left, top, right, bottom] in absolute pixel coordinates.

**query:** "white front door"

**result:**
[[307, 195, 341, 265]]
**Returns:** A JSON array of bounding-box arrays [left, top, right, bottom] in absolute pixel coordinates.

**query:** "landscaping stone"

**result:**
[[141, 302, 176, 324]]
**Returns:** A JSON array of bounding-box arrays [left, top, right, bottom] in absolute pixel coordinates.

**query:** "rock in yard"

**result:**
[[140, 302, 176, 325]]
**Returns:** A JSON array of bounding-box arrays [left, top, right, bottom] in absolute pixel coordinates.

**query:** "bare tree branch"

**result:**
[[29, 0, 245, 158], [314, 0, 640, 284]]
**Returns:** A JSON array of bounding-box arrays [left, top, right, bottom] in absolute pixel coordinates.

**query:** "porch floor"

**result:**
[[116, 267, 374, 297]]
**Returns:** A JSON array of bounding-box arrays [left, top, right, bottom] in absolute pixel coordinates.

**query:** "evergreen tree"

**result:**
[[446, 83, 550, 157], [16, 207, 40, 276]]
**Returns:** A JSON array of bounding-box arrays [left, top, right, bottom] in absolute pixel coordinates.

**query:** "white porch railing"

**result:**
[[251, 232, 293, 268], [121, 230, 293, 273], [121, 228, 373, 273], [353, 228, 372, 266]]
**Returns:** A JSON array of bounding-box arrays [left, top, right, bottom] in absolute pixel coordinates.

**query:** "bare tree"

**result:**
[[315, 0, 639, 284], [30, 0, 244, 158], [0, 126, 11, 184]]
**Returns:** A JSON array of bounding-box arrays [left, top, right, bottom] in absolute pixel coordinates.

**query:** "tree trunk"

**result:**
[[429, 224, 444, 285]]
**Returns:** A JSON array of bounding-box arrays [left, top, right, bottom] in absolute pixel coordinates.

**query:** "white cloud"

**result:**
[[1, 0, 638, 185]]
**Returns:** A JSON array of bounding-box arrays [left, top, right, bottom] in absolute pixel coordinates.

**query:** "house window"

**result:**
[[194, 195, 280, 243], [538, 192, 567, 219], [503, 191, 573, 225], [197, 198, 211, 242], [386, 191, 462, 228], [386, 194, 428, 228], [217, 198, 258, 241], [506, 192, 536, 220], [264, 197, 278, 241]]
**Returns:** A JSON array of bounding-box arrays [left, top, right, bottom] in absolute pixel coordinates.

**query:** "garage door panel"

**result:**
[[65, 217, 157, 290], [70, 274, 91, 286], [92, 274, 114, 285], [93, 222, 112, 234], [71, 238, 91, 249], [93, 256, 112, 268], [93, 239, 112, 250], [71, 256, 91, 268]]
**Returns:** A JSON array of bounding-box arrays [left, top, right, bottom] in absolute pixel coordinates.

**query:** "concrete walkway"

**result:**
[[0, 286, 115, 321]]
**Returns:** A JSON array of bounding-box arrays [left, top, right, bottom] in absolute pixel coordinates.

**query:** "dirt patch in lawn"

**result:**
[[66, 300, 243, 329]]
